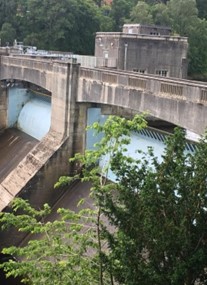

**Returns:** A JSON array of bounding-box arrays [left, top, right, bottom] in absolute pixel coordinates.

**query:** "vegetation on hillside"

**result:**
[[0, 0, 206, 78], [1, 115, 207, 284]]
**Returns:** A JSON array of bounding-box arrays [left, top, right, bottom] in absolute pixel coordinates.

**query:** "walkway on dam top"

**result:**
[[1, 55, 207, 135]]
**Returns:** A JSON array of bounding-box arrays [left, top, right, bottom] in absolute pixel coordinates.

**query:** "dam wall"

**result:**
[[0, 62, 86, 212]]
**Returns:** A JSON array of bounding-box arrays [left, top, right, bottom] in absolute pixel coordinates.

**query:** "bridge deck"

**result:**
[[79, 67, 207, 135]]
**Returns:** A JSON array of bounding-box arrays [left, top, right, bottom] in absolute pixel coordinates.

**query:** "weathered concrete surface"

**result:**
[[0, 128, 38, 183], [0, 56, 80, 136], [0, 130, 65, 211], [78, 68, 207, 135], [1, 55, 207, 212], [0, 57, 85, 211], [95, 32, 188, 78]]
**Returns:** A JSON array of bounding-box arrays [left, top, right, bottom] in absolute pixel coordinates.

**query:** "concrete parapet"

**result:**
[[1, 55, 207, 212], [78, 67, 207, 135]]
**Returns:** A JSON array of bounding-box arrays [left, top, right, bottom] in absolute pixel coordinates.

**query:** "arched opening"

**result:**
[[5, 80, 52, 140], [0, 80, 52, 182]]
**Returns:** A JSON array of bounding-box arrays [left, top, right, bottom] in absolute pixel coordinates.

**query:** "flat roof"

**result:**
[[96, 32, 188, 42], [123, 23, 171, 30]]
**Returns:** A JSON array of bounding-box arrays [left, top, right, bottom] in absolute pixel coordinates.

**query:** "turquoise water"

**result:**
[[86, 108, 168, 181], [8, 88, 51, 140]]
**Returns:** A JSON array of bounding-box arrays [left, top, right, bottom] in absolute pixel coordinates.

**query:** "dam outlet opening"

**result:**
[[7, 83, 52, 140], [0, 81, 52, 182]]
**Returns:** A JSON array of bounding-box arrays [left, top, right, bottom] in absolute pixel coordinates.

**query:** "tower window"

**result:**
[[156, 70, 168, 77], [133, 69, 146, 74]]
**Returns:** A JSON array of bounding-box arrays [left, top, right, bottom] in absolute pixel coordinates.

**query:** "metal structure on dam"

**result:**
[[0, 54, 206, 215]]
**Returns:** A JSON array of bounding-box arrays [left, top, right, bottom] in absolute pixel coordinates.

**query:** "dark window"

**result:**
[[156, 70, 168, 77]]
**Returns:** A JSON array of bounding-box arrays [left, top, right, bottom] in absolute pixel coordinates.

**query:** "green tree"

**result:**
[[151, 3, 170, 26], [0, 198, 104, 285], [98, 4, 114, 32], [1, 115, 207, 285], [196, 0, 207, 19], [130, 1, 154, 24], [0, 0, 19, 28], [98, 128, 207, 284], [66, 0, 101, 54], [130, 0, 207, 78], [18, 0, 100, 53], [0, 22, 16, 46], [165, 0, 207, 77], [0, 115, 147, 285], [167, 0, 198, 36], [145, 0, 169, 4], [188, 19, 207, 78], [59, 116, 207, 284], [110, 0, 136, 30]]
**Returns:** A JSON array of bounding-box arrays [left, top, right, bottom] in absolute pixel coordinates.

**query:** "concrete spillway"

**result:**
[[0, 89, 67, 212], [17, 97, 51, 140], [8, 88, 51, 140], [0, 128, 38, 183], [0, 88, 51, 186]]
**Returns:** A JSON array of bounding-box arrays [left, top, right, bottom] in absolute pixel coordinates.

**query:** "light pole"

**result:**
[[124, 43, 128, 70]]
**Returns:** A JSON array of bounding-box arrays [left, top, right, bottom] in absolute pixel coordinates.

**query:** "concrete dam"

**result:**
[[0, 99, 197, 250], [0, 55, 203, 210], [0, 58, 83, 220], [0, 54, 204, 250], [0, 86, 51, 181]]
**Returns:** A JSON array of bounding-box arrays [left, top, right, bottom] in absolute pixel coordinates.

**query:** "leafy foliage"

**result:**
[[126, 0, 207, 79], [1, 115, 207, 285], [0, 115, 147, 285], [130, 2, 154, 25], [0, 0, 207, 76], [196, 0, 207, 19], [0, 22, 16, 46], [166, 0, 198, 36], [109, 0, 135, 30], [0, 0, 101, 54], [188, 18, 207, 78], [59, 115, 207, 285], [99, 127, 207, 285], [0, 198, 102, 285]]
